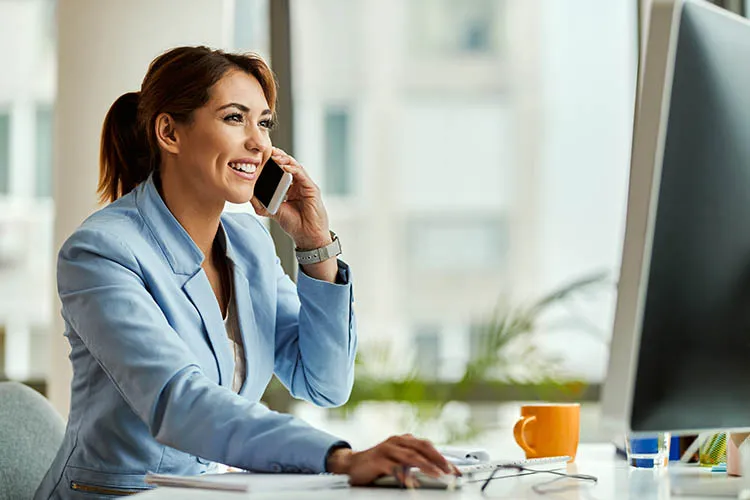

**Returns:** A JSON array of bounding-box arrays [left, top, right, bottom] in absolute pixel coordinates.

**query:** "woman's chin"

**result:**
[[225, 189, 255, 206]]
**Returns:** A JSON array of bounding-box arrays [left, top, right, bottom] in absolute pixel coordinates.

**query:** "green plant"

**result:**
[[340, 270, 612, 442], [462, 270, 610, 384]]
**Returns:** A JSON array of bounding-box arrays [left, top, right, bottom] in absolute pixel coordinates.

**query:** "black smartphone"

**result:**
[[254, 158, 293, 214]]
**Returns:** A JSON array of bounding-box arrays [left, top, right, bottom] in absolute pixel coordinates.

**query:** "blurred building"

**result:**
[[0, 0, 56, 380], [0, 0, 635, 390], [286, 0, 636, 382]]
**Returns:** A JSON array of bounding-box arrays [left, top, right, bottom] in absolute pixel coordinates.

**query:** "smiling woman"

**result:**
[[34, 46, 457, 499]]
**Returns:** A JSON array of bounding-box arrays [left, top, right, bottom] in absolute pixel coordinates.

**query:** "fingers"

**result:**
[[249, 197, 271, 217], [346, 435, 457, 488], [271, 148, 300, 171], [385, 447, 442, 478], [393, 435, 454, 475], [269, 149, 323, 227], [271, 148, 317, 190], [345, 453, 399, 487], [383, 435, 454, 478], [392, 465, 420, 489], [451, 463, 461, 476]]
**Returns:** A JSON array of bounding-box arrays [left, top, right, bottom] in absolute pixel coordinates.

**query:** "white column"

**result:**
[[51, 0, 235, 417], [9, 101, 36, 198], [4, 318, 31, 381]]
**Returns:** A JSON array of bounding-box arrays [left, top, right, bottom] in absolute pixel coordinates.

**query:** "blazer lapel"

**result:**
[[222, 223, 270, 398], [230, 269, 259, 395], [183, 269, 235, 389], [135, 174, 234, 388]]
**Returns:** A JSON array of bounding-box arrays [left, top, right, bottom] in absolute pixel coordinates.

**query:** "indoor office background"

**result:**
[[0, 0, 740, 450]]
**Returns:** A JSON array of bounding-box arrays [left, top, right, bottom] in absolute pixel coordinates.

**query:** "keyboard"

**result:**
[[372, 455, 571, 489]]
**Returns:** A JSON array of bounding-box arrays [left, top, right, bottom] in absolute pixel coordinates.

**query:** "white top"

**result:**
[[222, 261, 245, 394]]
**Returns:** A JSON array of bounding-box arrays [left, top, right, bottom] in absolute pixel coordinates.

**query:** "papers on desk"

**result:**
[[144, 472, 350, 493]]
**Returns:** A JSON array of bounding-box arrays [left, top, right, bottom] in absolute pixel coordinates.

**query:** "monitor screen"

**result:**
[[603, 0, 750, 435]]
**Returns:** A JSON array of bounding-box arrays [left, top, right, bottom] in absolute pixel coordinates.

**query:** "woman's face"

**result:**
[[168, 70, 274, 205]]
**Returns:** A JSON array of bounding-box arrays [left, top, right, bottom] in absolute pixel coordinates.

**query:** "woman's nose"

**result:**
[[244, 126, 269, 152]]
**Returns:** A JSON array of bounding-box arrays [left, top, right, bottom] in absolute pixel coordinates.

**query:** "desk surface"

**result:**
[[134, 444, 746, 499]]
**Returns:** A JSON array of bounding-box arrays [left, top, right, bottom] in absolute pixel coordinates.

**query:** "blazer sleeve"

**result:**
[[57, 227, 343, 472], [272, 257, 357, 408]]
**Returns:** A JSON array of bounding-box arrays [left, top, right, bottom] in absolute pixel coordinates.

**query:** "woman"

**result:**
[[36, 46, 455, 499]]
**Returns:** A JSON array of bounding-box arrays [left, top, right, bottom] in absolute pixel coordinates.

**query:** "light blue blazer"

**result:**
[[35, 174, 356, 499]]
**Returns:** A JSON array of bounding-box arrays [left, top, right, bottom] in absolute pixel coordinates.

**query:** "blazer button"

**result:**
[[270, 463, 283, 473]]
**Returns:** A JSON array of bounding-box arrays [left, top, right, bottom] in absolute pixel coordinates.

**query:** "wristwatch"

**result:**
[[295, 231, 342, 265]]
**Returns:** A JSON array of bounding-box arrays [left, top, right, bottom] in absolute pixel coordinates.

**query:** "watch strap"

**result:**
[[296, 231, 342, 265]]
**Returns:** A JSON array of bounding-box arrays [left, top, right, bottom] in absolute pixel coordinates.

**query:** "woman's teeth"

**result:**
[[229, 162, 256, 174]]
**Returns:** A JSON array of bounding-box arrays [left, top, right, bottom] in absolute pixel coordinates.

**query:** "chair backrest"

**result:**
[[0, 381, 64, 500]]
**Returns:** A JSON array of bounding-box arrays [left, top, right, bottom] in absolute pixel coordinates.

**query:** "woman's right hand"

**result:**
[[326, 434, 460, 486]]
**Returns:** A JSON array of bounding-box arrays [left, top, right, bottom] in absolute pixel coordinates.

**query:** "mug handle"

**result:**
[[513, 416, 537, 456]]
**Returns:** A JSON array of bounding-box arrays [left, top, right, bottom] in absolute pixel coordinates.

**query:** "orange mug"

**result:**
[[513, 403, 580, 462]]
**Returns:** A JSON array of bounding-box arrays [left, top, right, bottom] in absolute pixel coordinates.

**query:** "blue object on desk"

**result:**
[[615, 438, 677, 462], [630, 437, 658, 454], [670, 435, 680, 461], [627, 436, 671, 468]]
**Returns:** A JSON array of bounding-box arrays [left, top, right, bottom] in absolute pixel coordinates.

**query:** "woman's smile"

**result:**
[[228, 157, 261, 181]]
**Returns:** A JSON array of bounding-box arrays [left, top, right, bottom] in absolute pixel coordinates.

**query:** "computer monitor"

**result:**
[[602, 0, 750, 437]]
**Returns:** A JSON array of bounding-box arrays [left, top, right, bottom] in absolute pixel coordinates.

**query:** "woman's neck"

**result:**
[[157, 169, 224, 264]]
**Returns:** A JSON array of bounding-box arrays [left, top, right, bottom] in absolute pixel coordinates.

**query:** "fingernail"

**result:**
[[392, 466, 404, 487], [405, 474, 418, 489]]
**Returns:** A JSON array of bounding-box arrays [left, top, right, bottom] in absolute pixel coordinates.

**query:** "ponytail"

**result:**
[[98, 91, 153, 203]]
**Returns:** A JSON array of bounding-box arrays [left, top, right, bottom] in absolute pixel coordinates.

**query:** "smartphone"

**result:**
[[254, 157, 293, 215]]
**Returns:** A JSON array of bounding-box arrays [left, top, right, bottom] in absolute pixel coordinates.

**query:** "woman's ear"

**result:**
[[155, 113, 180, 155]]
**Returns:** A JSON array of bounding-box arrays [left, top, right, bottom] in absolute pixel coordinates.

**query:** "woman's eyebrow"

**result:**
[[217, 102, 250, 113], [217, 103, 272, 116]]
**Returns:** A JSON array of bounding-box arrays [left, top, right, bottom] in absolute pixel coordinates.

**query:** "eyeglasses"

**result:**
[[478, 464, 598, 495]]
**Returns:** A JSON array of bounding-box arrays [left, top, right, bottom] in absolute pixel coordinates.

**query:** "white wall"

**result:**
[[51, 0, 236, 417]]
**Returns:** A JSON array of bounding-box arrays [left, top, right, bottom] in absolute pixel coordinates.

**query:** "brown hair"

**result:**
[[98, 46, 277, 203]]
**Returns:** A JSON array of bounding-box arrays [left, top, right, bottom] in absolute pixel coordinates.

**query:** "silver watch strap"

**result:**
[[295, 231, 342, 265]]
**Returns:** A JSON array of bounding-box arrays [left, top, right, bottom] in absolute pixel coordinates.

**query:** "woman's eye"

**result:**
[[259, 119, 276, 130], [224, 113, 244, 123]]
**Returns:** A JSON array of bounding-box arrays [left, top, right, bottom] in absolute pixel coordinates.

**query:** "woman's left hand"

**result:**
[[250, 147, 332, 250]]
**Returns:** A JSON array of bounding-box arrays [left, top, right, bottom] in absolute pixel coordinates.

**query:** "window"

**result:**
[[290, 0, 637, 388], [36, 106, 53, 198], [408, 0, 502, 56], [0, 112, 10, 195], [407, 216, 508, 273], [0, 0, 58, 385], [398, 99, 511, 211], [323, 107, 352, 196], [233, 0, 270, 59], [413, 325, 441, 380]]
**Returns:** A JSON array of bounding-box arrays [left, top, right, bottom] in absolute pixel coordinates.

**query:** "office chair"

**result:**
[[0, 381, 64, 500]]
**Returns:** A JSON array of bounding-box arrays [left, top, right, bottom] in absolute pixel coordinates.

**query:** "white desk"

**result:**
[[134, 444, 746, 499]]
